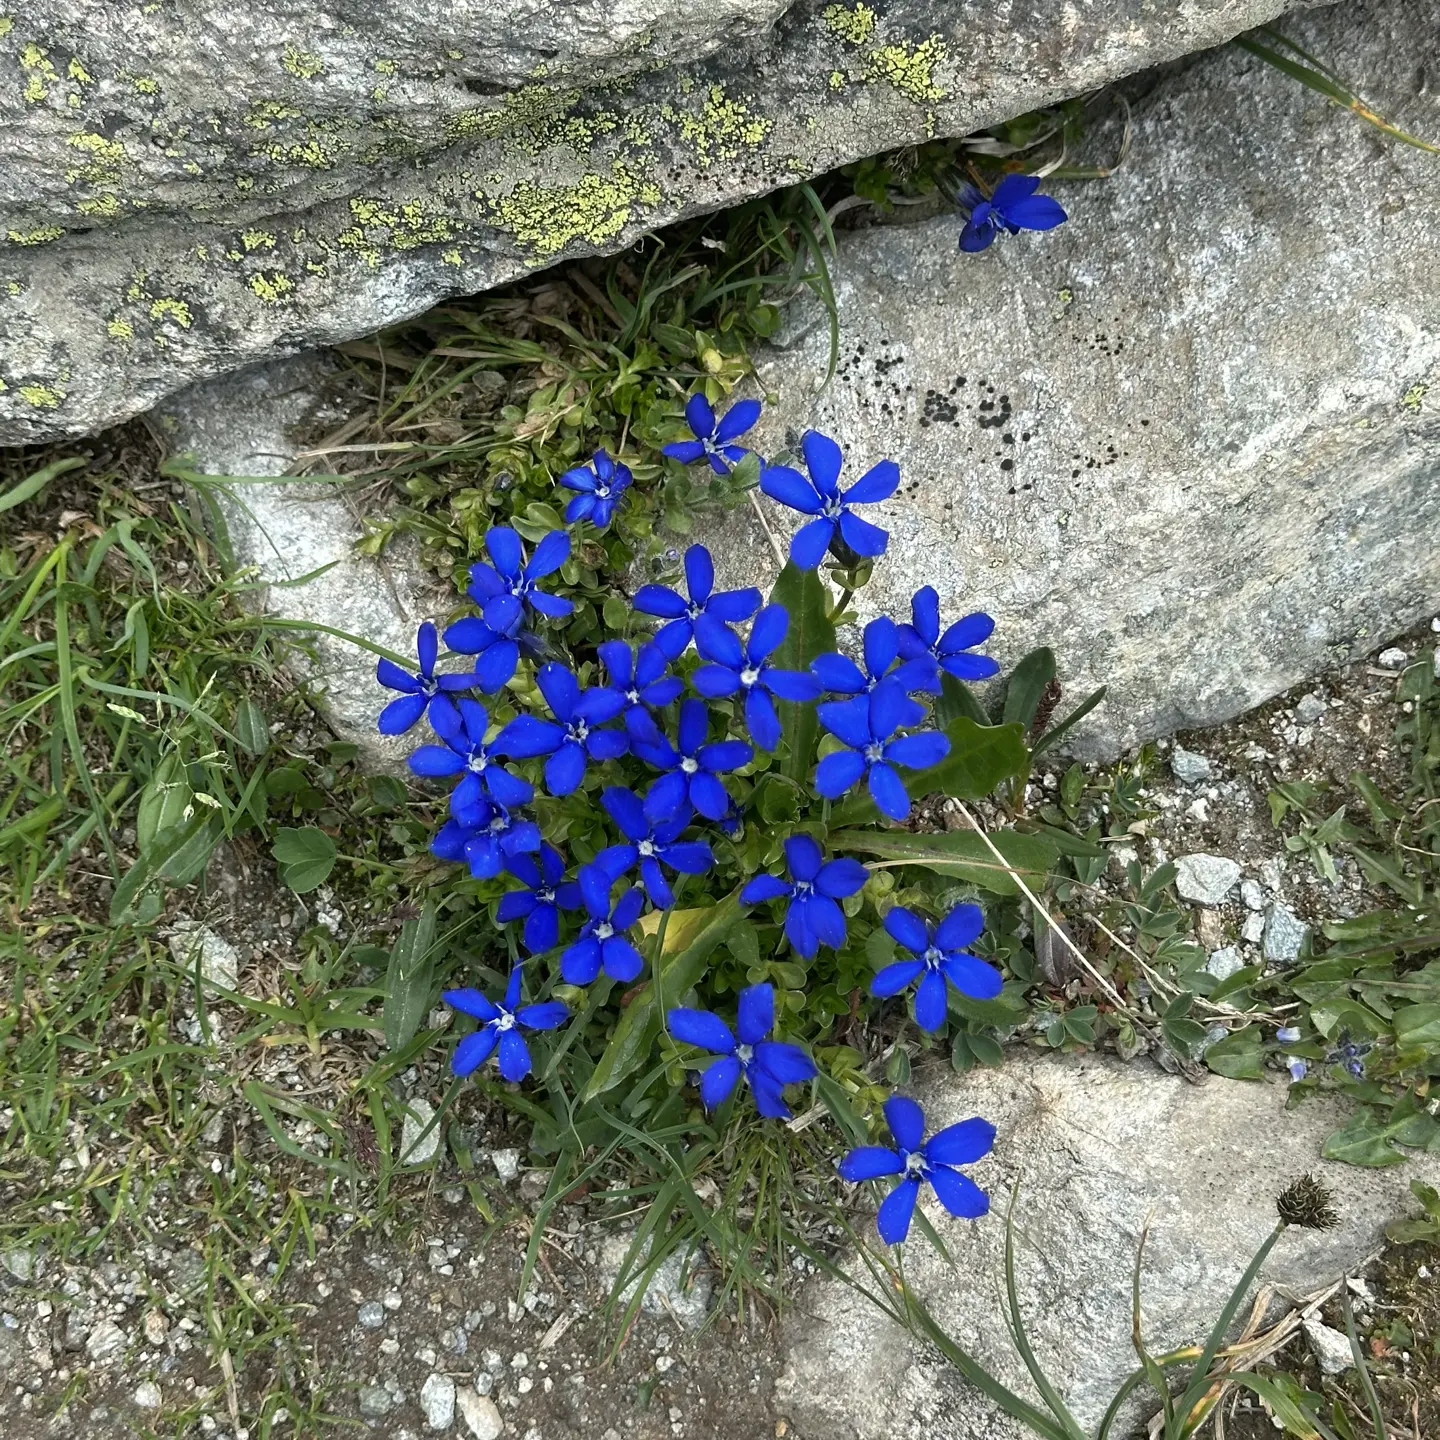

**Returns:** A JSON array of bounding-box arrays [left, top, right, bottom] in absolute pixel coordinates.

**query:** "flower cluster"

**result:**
[[376, 389, 1009, 1240]]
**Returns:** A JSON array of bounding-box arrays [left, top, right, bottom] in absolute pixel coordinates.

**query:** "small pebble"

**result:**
[[1376, 647, 1408, 669], [1170, 747, 1212, 785], [1175, 854, 1241, 907], [1239, 879, 1264, 912], [420, 1373, 456, 1431], [358, 1302, 385, 1329], [133, 1381, 162, 1409], [1263, 904, 1308, 965], [1295, 694, 1326, 725]]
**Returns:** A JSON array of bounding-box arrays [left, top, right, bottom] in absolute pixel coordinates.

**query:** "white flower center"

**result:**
[[687, 601, 704, 620], [904, 1151, 926, 1178], [568, 720, 590, 744], [822, 495, 844, 518], [736, 1043, 754, 1067], [739, 666, 760, 688], [680, 756, 699, 774], [637, 839, 656, 858], [595, 484, 611, 498], [495, 1011, 516, 1033], [625, 688, 641, 704], [923, 946, 945, 970], [863, 741, 884, 764], [537, 887, 554, 904], [793, 880, 814, 899], [595, 922, 614, 941], [488, 815, 507, 834], [468, 751, 488, 772]]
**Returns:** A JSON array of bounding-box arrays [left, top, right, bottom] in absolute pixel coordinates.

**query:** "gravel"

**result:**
[[401, 1098, 443, 1166], [1263, 903, 1309, 965], [1304, 1318, 1355, 1375], [1239, 879, 1265, 911], [358, 1301, 386, 1328], [1205, 947, 1244, 981], [1295, 693, 1327, 724], [420, 1371, 457, 1430], [359, 1383, 396, 1417], [133, 1380, 162, 1408], [1170, 746, 1213, 785], [84, 1318, 126, 1363], [456, 1386, 504, 1440], [1376, 647, 1409, 670], [1175, 854, 1241, 907]]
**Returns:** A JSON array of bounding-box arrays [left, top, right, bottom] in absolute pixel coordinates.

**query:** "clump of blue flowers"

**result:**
[[958, 173, 1067, 253], [375, 385, 1019, 1252]]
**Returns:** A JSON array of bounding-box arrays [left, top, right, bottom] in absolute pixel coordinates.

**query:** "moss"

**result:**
[[669, 84, 771, 166], [107, 317, 135, 339], [248, 271, 294, 303], [822, 3, 877, 46], [149, 297, 192, 328], [282, 46, 324, 80], [6, 225, 64, 245], [19, 384, 62, 409], [21, 43, 56, 104], [867, 36, 948, 102], [488, 161, 658, 260]]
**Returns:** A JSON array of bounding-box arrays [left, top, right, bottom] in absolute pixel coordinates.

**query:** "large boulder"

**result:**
[[0, 0, 1319, 443], [699, 0, 1440, 754], [777, 1053, 1440, 1440]]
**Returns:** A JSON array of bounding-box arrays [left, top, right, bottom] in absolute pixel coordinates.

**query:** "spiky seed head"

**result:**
[[1277, 1173, 1340, 1231]]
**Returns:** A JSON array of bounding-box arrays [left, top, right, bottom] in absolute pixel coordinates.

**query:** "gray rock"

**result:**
[[0, 1326, 24, 1379], [157, 356, 442, 768], [357, 1301, 386, 1329], [490, 1149, 521, 1183], [598, 1233, 712, 1330], [1295, 694, 1327, 725], [455, 1387, 504, 1440], [167, 921, 240, 994], [400, 1098, 443, 1166], [1303, 1318, 1354, 1376], [1205, 946, 1243, 982], [1263, 903, 1308, 965], [777, 1054, 1440, 1440], [1, 0, 1316, 444], [1175, 854, 1241, 908], [1242, 911, 1266, 945], [132, 1381, 162, 1409], [1170, 747, 1212, 785], [701, 0, 1440, 755], [84, 1319, 126, 1364], [0, 1247, 35, 1283], [420, 1373, 457, 1431], [358, 1385, 395, 1419], [1376, 647, 1409, 670], [1240, 879, 1265, 912]]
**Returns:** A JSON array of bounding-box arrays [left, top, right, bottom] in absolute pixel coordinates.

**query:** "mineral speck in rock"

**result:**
[[1263, 903, 1308, 965], [1175, 854, 1241, 907], [1170, 746, 1212, 785]]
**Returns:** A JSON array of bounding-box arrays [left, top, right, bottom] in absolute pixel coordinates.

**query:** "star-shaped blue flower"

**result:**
[[439, 609, 523, 694], [959, 173, 1067, 253], [692, 603, 822, 752], [376, 621, 477, 734], [560, 864, 648, 986], [431, 802, 540, 880], [838, 1095, 995, 1244], [740, 834, 868, 957], [496, 843, 582, 953], [595, 640, 683, 747], [444, 968, 569, 1083], [667, 982, 816, 1118], [466, 526, 574, 634], [594, 786, 715, 909], [406, 697, 534, 814], [661, 393, 762, 476], [631, 544, 762, 660], [897, 586, 1000, 682], [872, 903, 1002, 1030], [632, 698, 754, 824], [501, 663, 628, 796], [559, 449, 632, 529], [814, 687, 950, 821], [759, 431, 898, 569], [811, 614, 939, 699]]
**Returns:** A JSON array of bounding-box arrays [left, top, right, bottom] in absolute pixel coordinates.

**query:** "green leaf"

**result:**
[[1394, 1003, 1440, 1050], [233, 698, 270, 756], [936, 673, 989, 729], [110, 811, 224, 924], [136, 751, 193, 851], [583, 892, 741, 1101], [769, 562, 834, 783], [1204, 1027, 1264, 1079], [1228, 1372, 1328, 1439], [272, 826, 338, 893], [1322, 1109, 1412, 1168], [602, 595, 629, 631], [384, 903, 438, 1053], [829, 827, 1058, 896], [1000, 647, 1056, 729], [0, 455, 86, 514]]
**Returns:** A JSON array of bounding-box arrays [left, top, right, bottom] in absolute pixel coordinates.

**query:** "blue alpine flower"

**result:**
[[667, 982, 816, 1119], [439, 607, 524, 694], [958, 173, 1067, 253], [501, 663, 628, 797], [871, 903, 1002, 1030], [496, 843, 582, 953], [631, 544, 762, 660], [596, 640, 683, 746], [406, 697, 535, 815], [560, 864, 648, 986], [594, 786, 714, 909], [838, 1094, 995, 1244], [897, 586, 1000, 682], [444, 968, 569, 1083], [662, 393, 762, 476], [759, 431, 898, 569], [559, 449, 632, 529], [692, 603, 822, 752], [811, 614, 939, 699], [814, 687, 950, 821], [376, 621, 477, 734], [740, 834, 868, 957], [431, 802, 540, 880], [1325, 1030, 1373, 1079], [465, 526, 574, 634], [632, 698, 754, 824]]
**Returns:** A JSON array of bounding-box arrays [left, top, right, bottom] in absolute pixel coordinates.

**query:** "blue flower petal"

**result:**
[[735, 982, 774, 1047], [913, 967, 949, 1032], [759, 463, 823, 516], [747, 604, 789, 662], [601, 936, 644, 983], [633, 584, 690, 620], [838, 509, 889, 558], [867, 761, 911, 821], [416, 621, 438, 676], [815, 748, 866, 799], [378, 692, 428, 735], [544, 740, 587, 797], [927, 1164, 990, 1219], [706, 587, 764, 623], [526, 528, 570, 579], [991, 172, 1041, 207], [1002, 193, 1067, 232], [754, 1040, 815, 1087], [741, 873, 790, 904], [684, 392, 716, 441], [684, 544, 714, 603], [817, 695, 873, 748], [838, 1145, 904, 1182], [668, 1007, 737, 1054], [749, 1070, 793, 1119], [376, 658, 419, 693], [941, 951, 1004, 1001], [870, 957, 925, 998], [522, 904, 559, 954], [442, 986, 499, 1022], [876, 1176, 921, 1244], [516, 1000, 569, 1031], [812, 651, 868, 694], [688, 771, 731, 821], [924, 1117, 996, 1167], [935, 902, 985, 951], [713, 397, 761, 443], [485, 526, 524, 578], [788, 516, 835, 570], [800, 430, 843, 495], [885, 732, 950, 771], [745, 687, 782, 752], [496, 1029, 533, 1083], [941, 652, 1002, 682], [663, 439, 708, 465], [452, 1027, 499, 1077], [699, 1054, 741, 1109], [883, 1094, 925, 1153], [883, 907, 929, 955], [844, 459, 900, 505], [560, 937, 602, 986]]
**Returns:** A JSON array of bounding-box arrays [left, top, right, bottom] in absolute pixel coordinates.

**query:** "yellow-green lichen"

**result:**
[[1402, 382, 1429, 412], [20, 384, 62, 409], [669, 84, 771, 166], [65, 130, 127, 185], [21, 43, 56, 104], [249, 271, 294, 302], [6, 280, 21, 295], [6, 225, 63, 245], [336, 196, 456, 266], [241, 229, 277, 251], [448, 83, 583, 143], [373, 57, 397, 75], [244, 99, 303, 129], [149, 297, 191, 327], [0, 17, 13, 37], [823, 3, 877, 46], [107, 316, 135, 339], [283, 46, 324, 80], [76, 194, 120, 217], [867, 35, 947, 102], [489, 161, 658, 260], [132, 75, 159, 94], [67, 57, 94, 84], [828, 70, 845, 90], [442, 248, 462, 265]]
